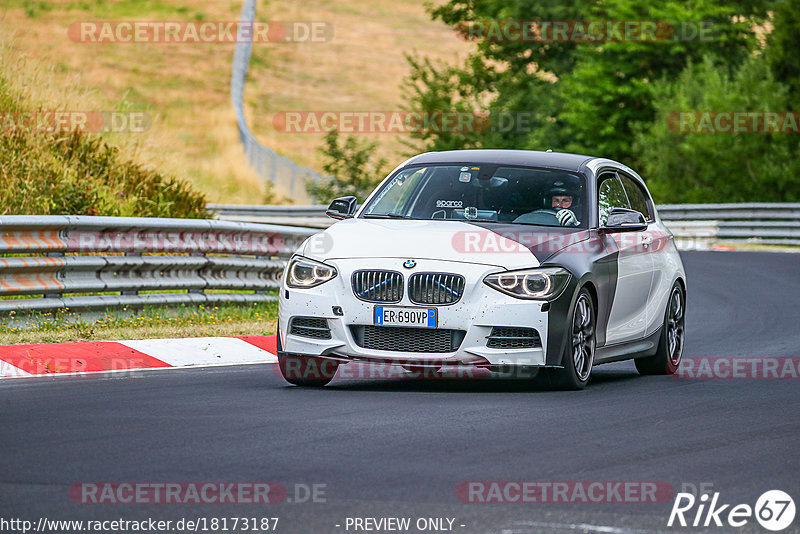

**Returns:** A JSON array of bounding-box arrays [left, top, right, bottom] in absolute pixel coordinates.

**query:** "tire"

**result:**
[[547, 288, 596, 390], [277, 354, 338, 387], [635, 282, 685, 375]]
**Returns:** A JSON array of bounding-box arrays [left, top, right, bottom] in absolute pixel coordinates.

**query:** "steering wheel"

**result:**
[[531, 208, 558, 216], [513, 209, 560, 225]]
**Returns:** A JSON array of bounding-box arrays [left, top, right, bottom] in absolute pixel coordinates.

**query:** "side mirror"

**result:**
[[326, 196, 358, 220], [601, 208, 647, 233]]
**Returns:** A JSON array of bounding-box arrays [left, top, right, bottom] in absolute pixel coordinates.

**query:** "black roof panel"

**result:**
[[402, 149, 597, 173]]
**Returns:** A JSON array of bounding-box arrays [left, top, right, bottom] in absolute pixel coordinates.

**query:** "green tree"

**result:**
[[765, 0, 800, 106], [558, 0, 768, 163], [405, 0, 769, 166], [402, 53, 491, 153], [633, 56, 800, 203], [306, 130, 389, 204], [403, 1, 592, 153]]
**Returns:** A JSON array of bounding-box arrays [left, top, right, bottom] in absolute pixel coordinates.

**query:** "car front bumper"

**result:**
[[279, 258, 567, 368]]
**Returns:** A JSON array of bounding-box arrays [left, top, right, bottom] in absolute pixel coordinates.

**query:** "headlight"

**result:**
[[483, 267, 571, 300], [286, 256, 337, 288]]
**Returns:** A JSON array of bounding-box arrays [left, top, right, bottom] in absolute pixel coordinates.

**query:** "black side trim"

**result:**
[[595, 243, 619, 347], [544, 276, 579, 366], [595, 326, 661, 364]]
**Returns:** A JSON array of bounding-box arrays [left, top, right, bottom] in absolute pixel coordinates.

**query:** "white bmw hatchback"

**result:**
[[277, 149, 686, 389]]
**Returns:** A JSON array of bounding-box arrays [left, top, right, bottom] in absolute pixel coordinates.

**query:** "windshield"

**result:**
[[361, 164, 588, 228]]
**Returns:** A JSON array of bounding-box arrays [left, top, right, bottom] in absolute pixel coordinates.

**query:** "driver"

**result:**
[[549, 186, 580, 226]]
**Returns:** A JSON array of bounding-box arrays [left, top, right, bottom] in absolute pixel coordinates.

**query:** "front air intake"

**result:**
[[289, 317, 331, 339], [349, 325, 466, 353], [486, 327, 542, 349]]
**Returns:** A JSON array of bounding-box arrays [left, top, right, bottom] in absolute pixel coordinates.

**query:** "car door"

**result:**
[[617, 172, 674, 339], [598, 172, 654, 345]]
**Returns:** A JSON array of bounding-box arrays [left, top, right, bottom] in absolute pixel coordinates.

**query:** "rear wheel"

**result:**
[[547, 288, 595, 390], [635, 282, 685, 375]]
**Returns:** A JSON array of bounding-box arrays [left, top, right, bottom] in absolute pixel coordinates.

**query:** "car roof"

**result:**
[[400, 149, 599, 173]]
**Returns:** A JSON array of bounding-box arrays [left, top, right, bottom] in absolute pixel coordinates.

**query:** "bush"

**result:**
[[0, 77, 207, 218]]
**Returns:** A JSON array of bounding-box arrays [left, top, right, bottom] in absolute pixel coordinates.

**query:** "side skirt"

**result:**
[[594, 326, 661, 365]]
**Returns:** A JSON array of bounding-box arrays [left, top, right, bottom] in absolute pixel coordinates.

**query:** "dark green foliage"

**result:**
[[765, 0, 800, 105], [403, 0, 800, 202], [634, 57, 800, 203], [306, 129, 389, 203]]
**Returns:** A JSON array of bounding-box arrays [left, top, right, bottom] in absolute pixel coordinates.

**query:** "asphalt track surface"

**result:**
[[2, 252, 799, 534]]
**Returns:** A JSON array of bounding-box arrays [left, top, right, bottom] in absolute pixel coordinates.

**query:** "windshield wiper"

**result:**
[[363, 213, 414, 219], [512, 222, 571, 228]]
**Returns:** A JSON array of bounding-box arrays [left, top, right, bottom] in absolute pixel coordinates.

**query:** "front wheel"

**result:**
[[547, 288, 596, 390], [635, 282, 685, 375], [278, 355, 338, 387]]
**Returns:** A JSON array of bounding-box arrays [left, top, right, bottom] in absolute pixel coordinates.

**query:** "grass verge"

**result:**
[[0, 300, 278, 345]]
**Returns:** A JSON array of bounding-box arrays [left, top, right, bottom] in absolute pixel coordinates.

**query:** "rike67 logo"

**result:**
[[668, 490, 795, 531]]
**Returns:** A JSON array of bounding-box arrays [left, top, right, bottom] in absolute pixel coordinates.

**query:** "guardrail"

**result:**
[[0, 216, 316, 312], [208, 203, 800, 248], [3, 204, 795, 313], [208, 204, 331, 228], [657, 203, 800, 248]]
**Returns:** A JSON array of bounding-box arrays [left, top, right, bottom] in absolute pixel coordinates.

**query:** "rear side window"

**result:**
[[597, 174, 629, 226], [618, 174, 654, 221]]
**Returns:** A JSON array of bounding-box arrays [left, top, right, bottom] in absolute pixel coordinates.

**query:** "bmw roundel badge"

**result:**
[[403, 259, 416, 269]]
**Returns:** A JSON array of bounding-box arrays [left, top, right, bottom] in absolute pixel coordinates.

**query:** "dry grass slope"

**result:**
[[1, 0, 471, 204], [0, 36, 208, 217]]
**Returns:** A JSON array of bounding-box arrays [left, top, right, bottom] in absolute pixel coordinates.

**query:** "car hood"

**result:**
[[299, 218, 588, 270]]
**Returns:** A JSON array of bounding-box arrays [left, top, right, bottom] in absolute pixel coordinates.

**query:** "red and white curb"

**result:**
[[0, 335, 278, 379]]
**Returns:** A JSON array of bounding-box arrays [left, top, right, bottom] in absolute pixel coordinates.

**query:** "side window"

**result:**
[[597, 174, 629, 226], [618, 174, 654, 221]]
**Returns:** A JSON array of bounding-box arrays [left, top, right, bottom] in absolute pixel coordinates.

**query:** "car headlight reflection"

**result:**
[[484, 267, 570, 300], [287, 256, 338, 288]]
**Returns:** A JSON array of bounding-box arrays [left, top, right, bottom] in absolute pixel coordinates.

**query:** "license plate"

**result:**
[[374, 306, 437, 328]]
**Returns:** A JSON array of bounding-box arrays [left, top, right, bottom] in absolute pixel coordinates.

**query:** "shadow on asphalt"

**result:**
[[270, 364, 645, 394]]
